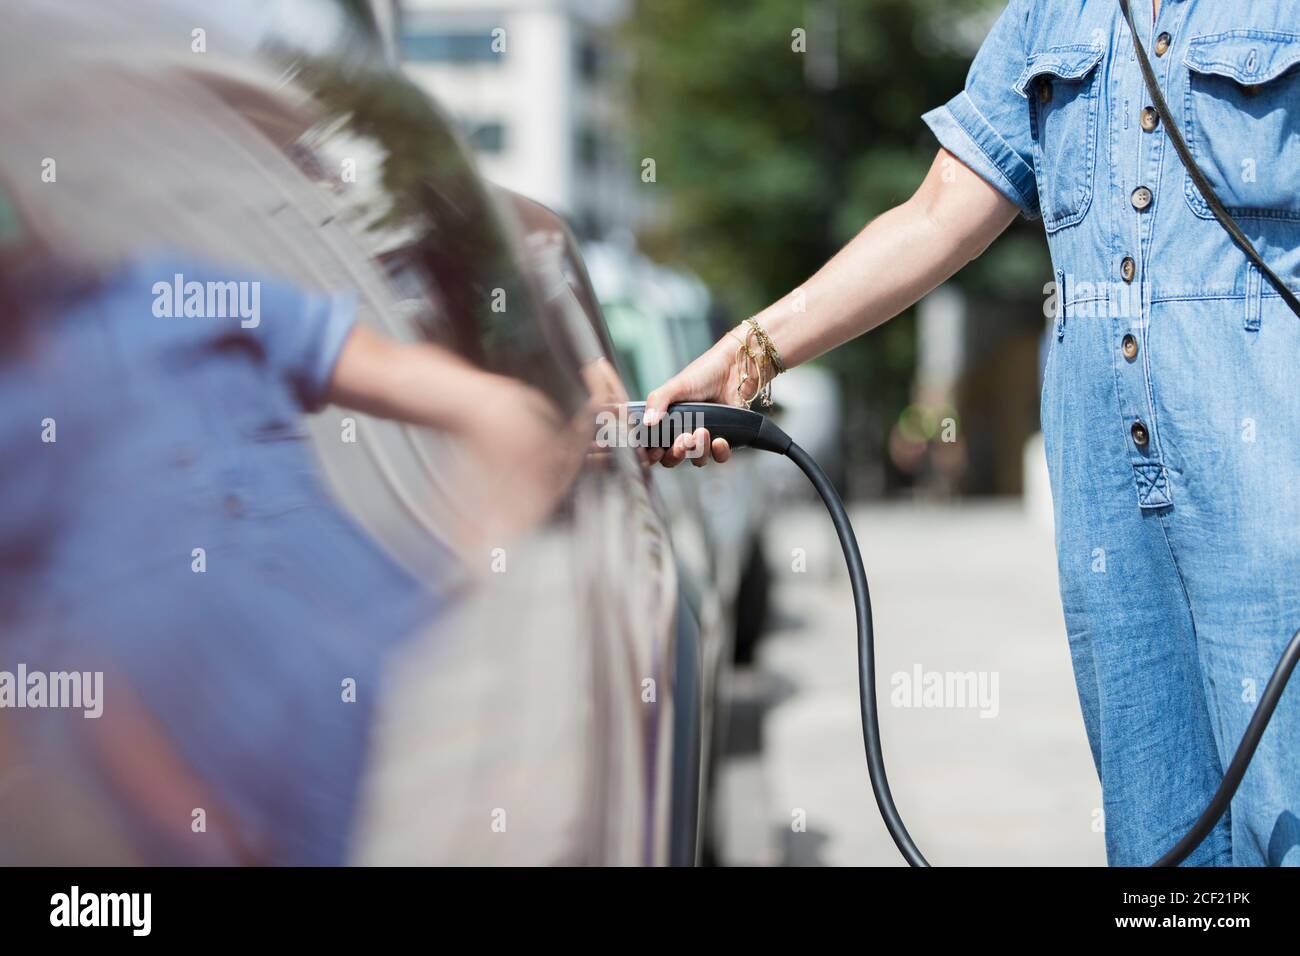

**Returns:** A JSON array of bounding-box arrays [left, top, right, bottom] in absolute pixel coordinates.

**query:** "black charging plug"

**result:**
[[622, 401, 793, 455]]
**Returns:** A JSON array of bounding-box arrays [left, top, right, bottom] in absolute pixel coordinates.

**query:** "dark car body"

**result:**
[[0, 0, 720, 865]]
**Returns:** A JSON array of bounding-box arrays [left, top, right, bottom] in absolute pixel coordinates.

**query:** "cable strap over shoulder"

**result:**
[[1118, 0, 1300, 319]]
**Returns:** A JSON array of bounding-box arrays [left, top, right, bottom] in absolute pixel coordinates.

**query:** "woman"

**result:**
[[0, 249, 586, 863], [644, 0, 1300, 866]]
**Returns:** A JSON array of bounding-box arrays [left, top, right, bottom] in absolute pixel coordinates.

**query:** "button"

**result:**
[[1131, 186, 1153, 211], [1039, 80, 1053, 104], [1140, 106, 1160, 132], [1155, 32, 1171, 57], [1122, 334, 1139, 361], [1120, 256, 1136, 283], [223, 494, 244, 517], [1131, 420, 1149, 448]]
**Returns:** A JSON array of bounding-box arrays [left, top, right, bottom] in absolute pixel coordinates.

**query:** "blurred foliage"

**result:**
[[623, 0, 1050, 479], [292, 55, 587, 413]]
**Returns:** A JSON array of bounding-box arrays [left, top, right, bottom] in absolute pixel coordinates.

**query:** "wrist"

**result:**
[[726, 315, 786, 409]]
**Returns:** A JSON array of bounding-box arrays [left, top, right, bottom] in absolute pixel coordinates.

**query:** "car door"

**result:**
[[0, 0, 687, 865]]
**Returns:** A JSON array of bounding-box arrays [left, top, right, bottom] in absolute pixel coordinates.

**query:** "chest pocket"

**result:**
[[1183, 31, 1300, 222], [1015, 46, 1105, 232]]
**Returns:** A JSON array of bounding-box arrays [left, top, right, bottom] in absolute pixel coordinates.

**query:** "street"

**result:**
[[715, 499, 1108, 866]]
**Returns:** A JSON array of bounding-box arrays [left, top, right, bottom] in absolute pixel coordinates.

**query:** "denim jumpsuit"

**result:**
[[924, 1, 1300, 865], [0, 255, 439, 863]]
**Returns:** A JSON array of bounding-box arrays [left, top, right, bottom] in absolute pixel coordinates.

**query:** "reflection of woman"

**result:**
[[0, 252, 584, 863], [647, 1, 1300, 866]]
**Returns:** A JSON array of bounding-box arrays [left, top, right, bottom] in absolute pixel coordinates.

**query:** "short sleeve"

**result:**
[[256, 283, 360, 413], [922, 0, 1040, 220], [115, 254, 360, 413]]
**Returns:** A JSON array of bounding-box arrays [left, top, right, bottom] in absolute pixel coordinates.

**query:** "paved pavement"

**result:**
[[714, 499, 1108, 867]]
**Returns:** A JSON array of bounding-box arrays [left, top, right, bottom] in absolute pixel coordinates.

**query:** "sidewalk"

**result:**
[[715, 499, 1107, 866]]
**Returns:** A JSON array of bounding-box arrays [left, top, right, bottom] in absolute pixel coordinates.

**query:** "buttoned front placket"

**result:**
[[1108, 1, 1188, 510]]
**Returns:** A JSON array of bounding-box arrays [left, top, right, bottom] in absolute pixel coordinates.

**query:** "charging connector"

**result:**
[[623, 401, 1300, 867]]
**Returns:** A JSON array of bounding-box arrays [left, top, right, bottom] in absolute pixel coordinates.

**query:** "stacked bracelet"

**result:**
[[729, 317, 785, 409]]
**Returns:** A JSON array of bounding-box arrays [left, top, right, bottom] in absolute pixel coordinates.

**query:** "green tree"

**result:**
[[624, 0, 1049, 486]]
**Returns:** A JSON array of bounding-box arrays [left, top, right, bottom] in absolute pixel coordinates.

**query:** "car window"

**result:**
[[0, 0, 588, 579]]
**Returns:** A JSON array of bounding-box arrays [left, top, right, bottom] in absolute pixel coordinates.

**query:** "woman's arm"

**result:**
[[645, 147, 1019, 467], [326, 323, 509, 431], [325, 324, 588, 551]]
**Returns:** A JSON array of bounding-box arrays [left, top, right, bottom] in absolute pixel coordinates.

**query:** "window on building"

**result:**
[[466, 121, 506, 154], [575, 126, 600, 169], [575, 38, 602, 80], [401, 25, 503, 64]]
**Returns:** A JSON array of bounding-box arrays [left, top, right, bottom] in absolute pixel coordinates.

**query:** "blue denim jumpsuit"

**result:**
[[924, 1, 1300, 865], [0, 255, 439, 863]]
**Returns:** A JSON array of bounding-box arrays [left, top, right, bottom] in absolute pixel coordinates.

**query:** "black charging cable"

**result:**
[[625, 401, 1300, 867]]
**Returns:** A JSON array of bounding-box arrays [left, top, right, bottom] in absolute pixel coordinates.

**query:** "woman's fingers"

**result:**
[[643, 341, 736, 466], [659, 430, 688, 468], [643, 379, 682, 428], [660, 427, 729, 468], [689, 428, 713, 467]]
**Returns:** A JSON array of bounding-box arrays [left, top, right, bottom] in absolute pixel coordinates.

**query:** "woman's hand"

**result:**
[[642, 149, 1020, 471], [642, 333, 749, 468], [447, 372, 588, 548], [328, 324, 589, 551]]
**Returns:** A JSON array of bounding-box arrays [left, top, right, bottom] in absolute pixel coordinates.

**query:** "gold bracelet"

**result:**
[[728, 331, 765, 408], [744, 318, 785, 375], [730, 318, 783, 409]]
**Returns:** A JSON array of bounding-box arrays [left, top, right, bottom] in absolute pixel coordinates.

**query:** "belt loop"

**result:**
[[1055, 269, 1067, 340], [1245, 263, 1262, 332]]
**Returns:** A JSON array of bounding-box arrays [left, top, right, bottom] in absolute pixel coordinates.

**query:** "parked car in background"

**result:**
[[584, 242, 775, 664], [0, 0, 723, 866]]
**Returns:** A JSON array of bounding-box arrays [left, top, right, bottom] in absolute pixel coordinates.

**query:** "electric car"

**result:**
[[585, 243, 775, 662], [0, 0, 722, 866]]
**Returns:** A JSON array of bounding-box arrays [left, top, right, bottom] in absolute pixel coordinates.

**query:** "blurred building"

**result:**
[[396, 0, 649, 237]]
